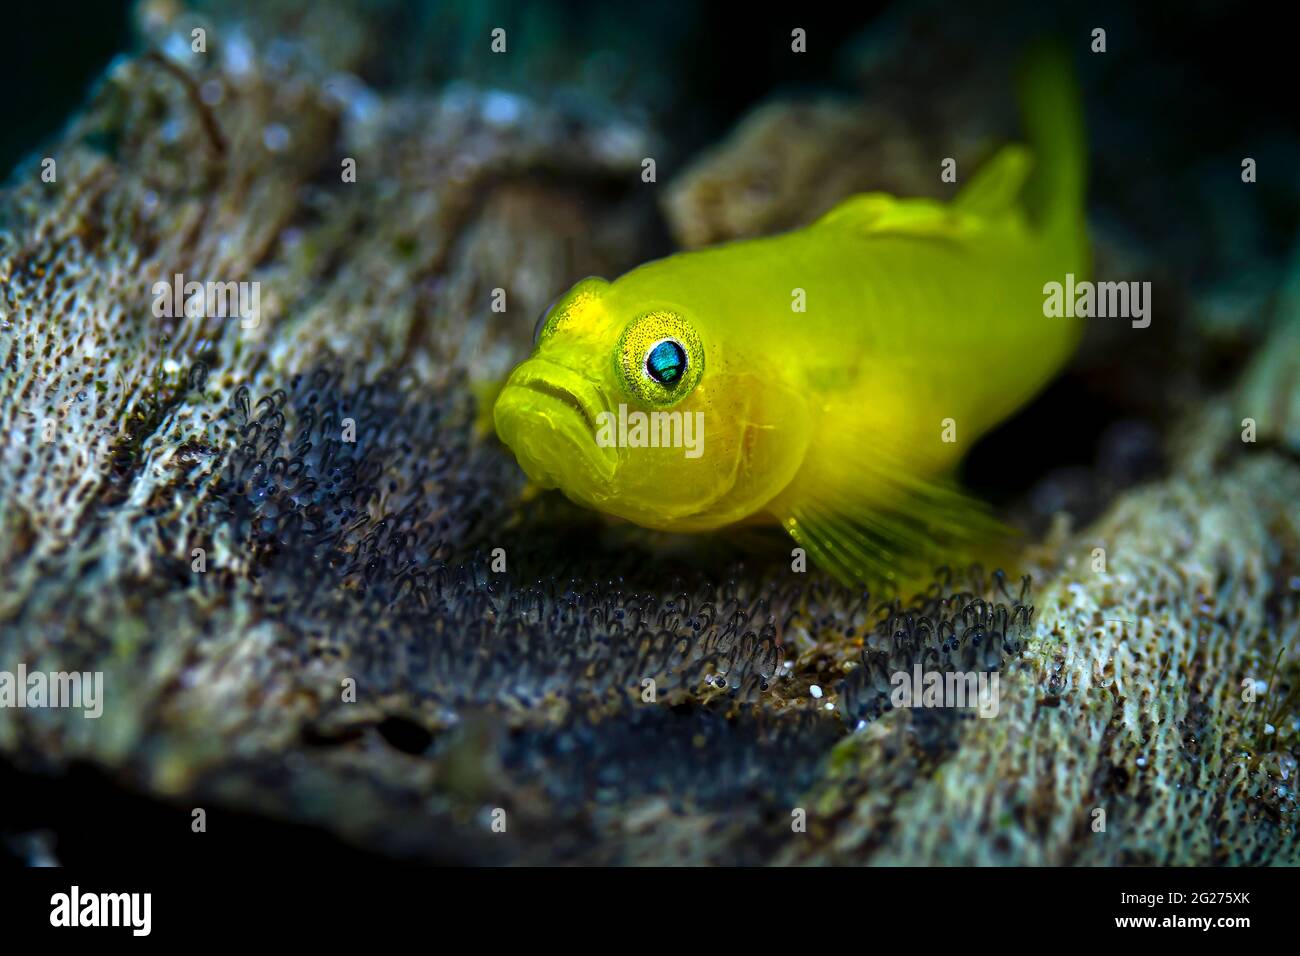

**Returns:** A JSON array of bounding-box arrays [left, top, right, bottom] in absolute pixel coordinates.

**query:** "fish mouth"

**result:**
[[516, 377, 600, 435], [494, 360, 616, 485]]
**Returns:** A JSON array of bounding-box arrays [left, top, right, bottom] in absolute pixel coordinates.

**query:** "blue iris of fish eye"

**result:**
[[645, 338, 687, 385]]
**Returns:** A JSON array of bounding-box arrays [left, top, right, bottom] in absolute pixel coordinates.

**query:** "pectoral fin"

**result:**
[[770, 450, 1014, 590]]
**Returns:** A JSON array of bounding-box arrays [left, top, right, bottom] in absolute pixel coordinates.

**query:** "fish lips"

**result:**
[[494, 360, 617, 487]]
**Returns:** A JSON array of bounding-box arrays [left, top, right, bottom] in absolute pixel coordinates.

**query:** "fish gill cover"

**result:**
[[0, 0, 1298, 868]]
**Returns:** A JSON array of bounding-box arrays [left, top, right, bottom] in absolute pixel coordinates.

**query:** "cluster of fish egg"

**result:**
[[836, 569, 1035, 745], [209, 367, 793, 713], [211, 365, 510, 590], [306, 563, 794, 714]]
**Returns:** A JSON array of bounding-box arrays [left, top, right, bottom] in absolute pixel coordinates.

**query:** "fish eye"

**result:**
[[615, 310, 703, 406], [644, 338, 687, 386]]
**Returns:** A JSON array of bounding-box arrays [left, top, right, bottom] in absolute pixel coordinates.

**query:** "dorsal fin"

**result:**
[[814, 193, 977, 240], [953, 144, 1033, 217], [815, 139, 1039, 240]]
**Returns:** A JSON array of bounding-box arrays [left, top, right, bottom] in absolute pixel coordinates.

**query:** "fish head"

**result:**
[[494, 276, 811, 531]]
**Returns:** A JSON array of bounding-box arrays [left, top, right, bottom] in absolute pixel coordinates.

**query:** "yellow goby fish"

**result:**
[[494, 48, 1089, 584]]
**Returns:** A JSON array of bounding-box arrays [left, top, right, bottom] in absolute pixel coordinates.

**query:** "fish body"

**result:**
[[494, 48, 1089, 583]]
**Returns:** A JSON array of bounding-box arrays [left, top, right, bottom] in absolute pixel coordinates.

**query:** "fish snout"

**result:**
[[508, 363, 607, 435], [494, 360, 617, 486]]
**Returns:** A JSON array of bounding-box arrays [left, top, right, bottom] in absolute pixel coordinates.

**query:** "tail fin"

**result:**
[[1016, 42, 1087, 234]]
